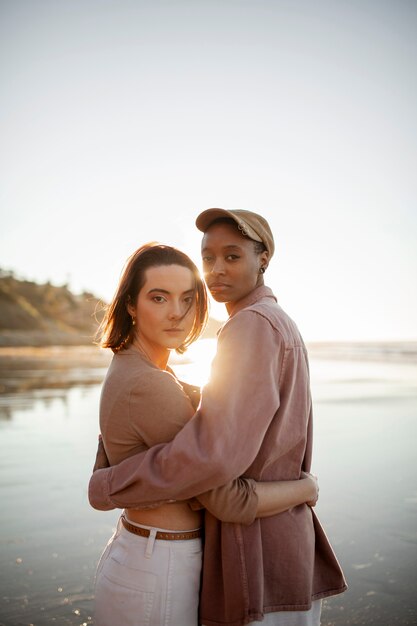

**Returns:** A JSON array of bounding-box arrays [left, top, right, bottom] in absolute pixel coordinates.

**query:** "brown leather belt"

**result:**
[[121, 515, 202, 541]]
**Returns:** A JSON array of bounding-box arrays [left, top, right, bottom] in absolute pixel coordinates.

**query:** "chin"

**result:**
[[165, 341, 183, 351], [210, 292, 230, 303], [165, 337, 188, 351]]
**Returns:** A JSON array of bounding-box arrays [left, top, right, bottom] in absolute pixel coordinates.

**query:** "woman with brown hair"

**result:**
[[92, 242, 319, 626]]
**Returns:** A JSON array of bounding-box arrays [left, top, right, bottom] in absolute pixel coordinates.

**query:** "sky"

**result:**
[[1, 0, 416, 342]]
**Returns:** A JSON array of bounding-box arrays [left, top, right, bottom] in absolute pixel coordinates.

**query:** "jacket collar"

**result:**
[[228, 285, 277, 318]]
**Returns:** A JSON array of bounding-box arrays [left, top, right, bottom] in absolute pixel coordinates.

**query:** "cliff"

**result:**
[[0, 270, 104, 346]]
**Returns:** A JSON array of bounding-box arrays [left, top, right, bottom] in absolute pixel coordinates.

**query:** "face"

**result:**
[[128, 264, 196, 354], [201, 221, 268, 305]]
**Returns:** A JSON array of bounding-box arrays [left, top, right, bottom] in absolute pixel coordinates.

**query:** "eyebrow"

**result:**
[[201, 244, 243, 253], [147, 288, 195, 295]]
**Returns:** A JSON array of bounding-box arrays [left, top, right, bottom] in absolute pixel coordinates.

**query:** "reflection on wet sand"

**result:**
[[0, 346, 111, 419], [0, 345, 111, 393]]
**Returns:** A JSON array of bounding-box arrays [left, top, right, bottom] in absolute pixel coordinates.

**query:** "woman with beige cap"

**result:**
[[89, 211, 347, 625]]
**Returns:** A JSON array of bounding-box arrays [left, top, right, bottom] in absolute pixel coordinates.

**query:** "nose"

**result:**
[[168, 300, 183, 320], [210, 257, 226, 276]]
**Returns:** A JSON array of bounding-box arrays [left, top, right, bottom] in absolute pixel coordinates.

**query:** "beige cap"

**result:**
[[195, 208, 275, 258]]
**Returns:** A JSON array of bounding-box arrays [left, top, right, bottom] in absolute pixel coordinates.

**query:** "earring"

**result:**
[[259, 267, 265, 274], [131, 317, 136, 326]]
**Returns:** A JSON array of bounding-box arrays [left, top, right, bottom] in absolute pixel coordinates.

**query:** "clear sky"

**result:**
[[1, 0, 416, 341]]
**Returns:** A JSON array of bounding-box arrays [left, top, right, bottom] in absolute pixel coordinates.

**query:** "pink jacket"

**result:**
[[89, 286, 347, 625]]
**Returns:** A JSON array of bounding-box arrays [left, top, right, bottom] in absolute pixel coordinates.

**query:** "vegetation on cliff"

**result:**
[[0, 270, 104, 346]]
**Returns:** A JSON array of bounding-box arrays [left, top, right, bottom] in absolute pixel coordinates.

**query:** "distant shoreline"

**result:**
[[1, 331, 416, 359], [306, 340, 417, 362], [0, 329, 97, 348]]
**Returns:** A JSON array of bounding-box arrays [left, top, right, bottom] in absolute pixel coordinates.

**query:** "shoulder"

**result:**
[[105, 348, 150, 383], [224, 298, 304, 349], [104, 350, 171, 392], [137, 366, 184, 393], [103, 356, 190, 419]]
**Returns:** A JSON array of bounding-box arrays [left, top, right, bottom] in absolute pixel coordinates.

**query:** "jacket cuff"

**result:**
[[88, 468, 115, 511], [240, 478, 259, 525]]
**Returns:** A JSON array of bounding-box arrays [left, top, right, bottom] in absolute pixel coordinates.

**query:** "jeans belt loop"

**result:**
[[145, 528, 157, 559]]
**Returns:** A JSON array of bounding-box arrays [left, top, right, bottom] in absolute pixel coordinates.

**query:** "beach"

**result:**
[[0, 341, 416, 625]]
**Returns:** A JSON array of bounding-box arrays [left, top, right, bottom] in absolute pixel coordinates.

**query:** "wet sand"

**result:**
[[0, 345, 112, 396], [0, 343, 416, 625]]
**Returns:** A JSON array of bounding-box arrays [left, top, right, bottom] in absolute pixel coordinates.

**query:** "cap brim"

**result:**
[[195, 208, 237, 232]]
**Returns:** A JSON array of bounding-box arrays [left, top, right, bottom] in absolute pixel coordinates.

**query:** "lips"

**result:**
[[208, 283, 229, 291]]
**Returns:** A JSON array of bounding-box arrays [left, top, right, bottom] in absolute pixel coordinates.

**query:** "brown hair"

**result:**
[[97, 243, 209, 354]]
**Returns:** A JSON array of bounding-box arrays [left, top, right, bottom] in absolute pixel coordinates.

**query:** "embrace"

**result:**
[[88, 208, 347, 626]]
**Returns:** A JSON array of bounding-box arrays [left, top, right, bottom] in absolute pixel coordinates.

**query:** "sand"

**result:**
[[0, 343, 416, 625]]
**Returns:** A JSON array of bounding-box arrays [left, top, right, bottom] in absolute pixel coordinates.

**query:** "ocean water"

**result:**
[[0, 341, 416, 625]]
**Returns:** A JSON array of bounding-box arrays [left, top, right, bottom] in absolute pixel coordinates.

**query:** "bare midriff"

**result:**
[[125, 501, 203, 530]]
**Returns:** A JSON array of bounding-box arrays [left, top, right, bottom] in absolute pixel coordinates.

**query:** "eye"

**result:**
[[183, 295, 195, 305], [152, 295, 167, 303], [202, 256, 214, 264], [225, 254, 240, 261]]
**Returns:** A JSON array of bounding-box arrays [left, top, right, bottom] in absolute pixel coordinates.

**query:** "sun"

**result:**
[[169, 337, 218, 388]]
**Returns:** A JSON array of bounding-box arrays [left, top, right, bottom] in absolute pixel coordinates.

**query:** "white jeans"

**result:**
[[94, 517, 202, 626]]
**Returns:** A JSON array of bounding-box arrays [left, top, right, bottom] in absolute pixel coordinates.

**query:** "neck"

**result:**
[[225, 283, 263, 315], [133, 337, 169, 370], [226, 283, 266, 316]]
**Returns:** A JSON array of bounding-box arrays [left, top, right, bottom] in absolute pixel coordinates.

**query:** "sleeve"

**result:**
[[190, 477, 259, 525], [88, 311, 283, 511]]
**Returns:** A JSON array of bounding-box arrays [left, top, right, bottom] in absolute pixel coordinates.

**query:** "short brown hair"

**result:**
[[98, 243, 209, 354]]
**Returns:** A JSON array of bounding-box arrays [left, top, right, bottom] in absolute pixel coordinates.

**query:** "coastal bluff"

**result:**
[[0, 270, 104, 347]]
